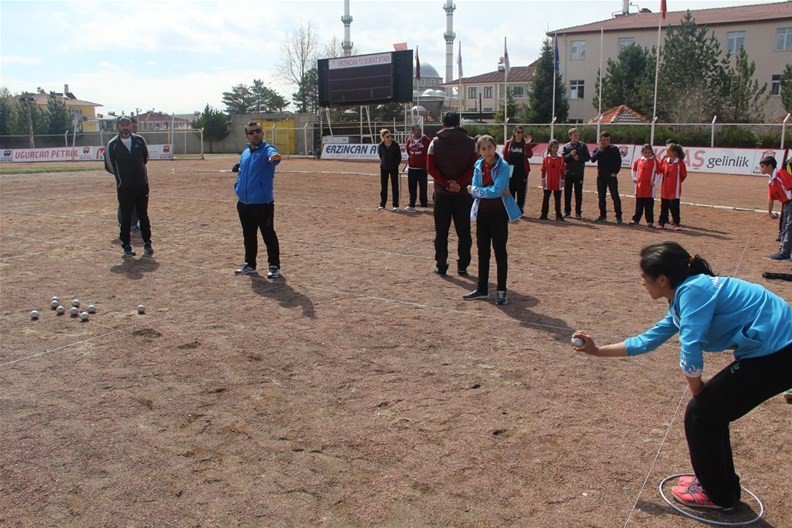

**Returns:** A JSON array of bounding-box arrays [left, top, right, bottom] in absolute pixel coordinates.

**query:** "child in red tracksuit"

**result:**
[[540, 140, 566, 221], [759, 155, 792, 260], [657, 143, 687, 230], [631, 144, 660, 226]]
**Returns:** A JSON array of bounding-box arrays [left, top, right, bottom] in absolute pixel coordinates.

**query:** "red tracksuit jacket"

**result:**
[[405, 135, 431, 169], [659, 158, 687, 200], [541, 155, 566, 191], [631, 156, 660, 198], [768, 168, 792, 204]]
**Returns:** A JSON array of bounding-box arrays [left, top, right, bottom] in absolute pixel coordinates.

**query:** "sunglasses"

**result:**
[[247, 128, 263, 134]]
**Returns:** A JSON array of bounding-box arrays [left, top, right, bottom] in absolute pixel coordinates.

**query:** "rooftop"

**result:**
[[588, 105, 651, 124], [549, 1, 792, 35], [440, 61, 538, 86], [21, 92, 101, 107]]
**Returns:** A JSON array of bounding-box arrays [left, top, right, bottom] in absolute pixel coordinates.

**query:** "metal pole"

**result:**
[[597, 27, 604, 129], [710, 115, 718, 147], [200, 128, 205, 160], [596, 115, 602, 139], [551, 33, 557, 140], [64, 131, 69, 147], [271, 125, 276, 149], [650, 12, 663, 145], [360, 105, 363, 141], [303, 123, 309, 156], [550, 116, 557, 141], [503, 57, 508, 143], [781, 113, 791, 150]]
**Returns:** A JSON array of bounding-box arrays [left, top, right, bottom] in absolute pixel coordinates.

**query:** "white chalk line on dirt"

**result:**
[[621, 236, 754, 527], [0, 166, 773, 215]]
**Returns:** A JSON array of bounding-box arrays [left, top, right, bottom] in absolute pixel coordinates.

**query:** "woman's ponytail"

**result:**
[[640, 242, 717, 288], [689, 254, 715, 278]]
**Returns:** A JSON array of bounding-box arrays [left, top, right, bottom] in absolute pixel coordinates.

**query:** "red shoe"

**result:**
[[671, 484, 735, 511], [677, 475, 699, 487]]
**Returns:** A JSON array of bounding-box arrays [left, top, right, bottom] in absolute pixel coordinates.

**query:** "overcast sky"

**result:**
[[0, 0, 773, 115]]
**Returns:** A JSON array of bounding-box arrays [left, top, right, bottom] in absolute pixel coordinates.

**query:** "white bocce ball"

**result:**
[[50, 300, 60, 309], [87, 304, 96, 314], [69, 307, 79, 317], [30, 310, 39, 320], [56, 305, 66, 315], [71, 299, 80, 308], [79, 311, 89, 321], [571, 337, 585, 347], [136, 304, 145, 314], [51, 296, 59, 303]]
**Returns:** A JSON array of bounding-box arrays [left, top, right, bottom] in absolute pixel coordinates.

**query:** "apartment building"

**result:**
[[549, 1, 792, 122], [440, 63, 537, 119]]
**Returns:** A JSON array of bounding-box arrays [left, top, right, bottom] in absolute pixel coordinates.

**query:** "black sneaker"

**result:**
[[143, 242, 154, 254], [458, 268, 468, 276], [555, 215, 565, 221], [463, 290, 489, 300], [563, 213, 571, 218], [267, 265, 280, 279], [496, 291, 508, 305], [575, 213, 583, 219], [595, 216, 606, 223], [433, 265, 448, 276], [616, 218, 624, 225], [122, 245, 135, 257], [539, 215, 548, 220]]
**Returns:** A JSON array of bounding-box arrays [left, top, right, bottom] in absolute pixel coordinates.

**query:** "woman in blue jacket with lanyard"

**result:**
[[572, 241, 792, 511], [464, 135, 512, 306]]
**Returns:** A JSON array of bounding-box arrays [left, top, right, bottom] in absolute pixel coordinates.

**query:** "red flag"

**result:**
[[661, 0, 667, 19], [393, 42, 407, 51]]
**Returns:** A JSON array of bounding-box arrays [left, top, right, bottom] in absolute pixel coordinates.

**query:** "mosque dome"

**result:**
[[414, 62, 442, 79]]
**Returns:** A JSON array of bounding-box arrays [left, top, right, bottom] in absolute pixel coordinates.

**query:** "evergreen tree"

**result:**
[[719, 48, 768, 122], [13, 96, 48, 135], [494, 88, 519, 124], [194, 104, 229, 153], [292, 67, 319, 113], [46, 94, 74, 134], [593, 45, 656, 117], [0, 87, 15, 136], [658, 12, 726, 122], [222, 84, 254, 115], [527, 39, 568, 123], [780, 64, 792, 114], [250, 79, 288, 113]]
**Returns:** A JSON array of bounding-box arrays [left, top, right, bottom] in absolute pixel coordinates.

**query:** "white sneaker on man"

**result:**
[[404, 206, 416, 212]]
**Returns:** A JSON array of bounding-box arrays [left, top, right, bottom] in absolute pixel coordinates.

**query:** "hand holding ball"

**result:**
[[571, 337, 585, 347]]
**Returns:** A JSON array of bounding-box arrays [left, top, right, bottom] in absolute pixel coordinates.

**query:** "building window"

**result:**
[[483, 86, 493, 98], [467, 86, 477, 99], [772, 74, 782, 96], [570, 40, 586, 61], [511, 85, 525, 98], [618, 37, 635, 51], [777, 28, 792, 51], [570, 80, 585, 100], [727, 31, 744, 54]]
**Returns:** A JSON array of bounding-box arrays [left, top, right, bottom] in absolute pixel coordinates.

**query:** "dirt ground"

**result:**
[[1, 157, 790, 528]]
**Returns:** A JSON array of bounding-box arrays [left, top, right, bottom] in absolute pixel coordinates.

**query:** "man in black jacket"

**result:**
[[104, 116, 153, 257], [562, 128, 591, 219], [427, 112, 477, 276], [590, 131, 623, 224]]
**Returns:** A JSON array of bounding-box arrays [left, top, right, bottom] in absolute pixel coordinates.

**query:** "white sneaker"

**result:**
[[267, 266, 280, 279], [404, 206, 416, 212], [392, 206, 399, 212], [235, 264, 256, 275], [377, 206, 384, 210]]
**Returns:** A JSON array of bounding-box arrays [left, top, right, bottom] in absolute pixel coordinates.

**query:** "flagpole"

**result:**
[[503, 36, 508, 143], [597, 26, 604, 138], [458, 41, 463, 114], [416, 46, 420, 125], [551, 33, 557, 141], [650, 13, 662, 145]]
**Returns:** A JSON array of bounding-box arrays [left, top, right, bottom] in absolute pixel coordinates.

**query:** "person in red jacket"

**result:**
[[540, 140, 566, 220], [759, 155, 792, 260], [502, 126, 534, 215], [657, 143, 687, 230], [630, 145, 660, 226], [403, 125, 431, 212]]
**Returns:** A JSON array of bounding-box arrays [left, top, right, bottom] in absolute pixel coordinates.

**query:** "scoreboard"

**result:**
[[318, 50, 413, 106]]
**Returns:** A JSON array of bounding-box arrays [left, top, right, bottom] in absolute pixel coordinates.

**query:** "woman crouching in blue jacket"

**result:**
[[572, 241, 792, 512], [464, 135, 512, 306]]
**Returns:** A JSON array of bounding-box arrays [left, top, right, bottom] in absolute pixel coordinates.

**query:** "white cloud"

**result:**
[[1, 56, 41, 66]]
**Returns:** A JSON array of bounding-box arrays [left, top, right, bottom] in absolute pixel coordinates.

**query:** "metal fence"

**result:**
[[0, 129, 205, 157]]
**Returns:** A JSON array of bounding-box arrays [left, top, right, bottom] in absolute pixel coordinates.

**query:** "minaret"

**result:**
[[342, 0, 353, 56], [443, 0, 456, 84]]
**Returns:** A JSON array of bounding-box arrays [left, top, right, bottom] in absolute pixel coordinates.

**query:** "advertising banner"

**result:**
[[631, 146, 787, 176], [0, 145, 173, 163], [321, 143, 407, 161]]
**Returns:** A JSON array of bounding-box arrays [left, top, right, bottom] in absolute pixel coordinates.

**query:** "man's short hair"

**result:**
[[245, 120, 260, 133], [568, 127, 580, 137], [442, 112, 460, 128], [760, 156, 777, 169], [117, 116, 132, 125], [600, 131, 611, 139]]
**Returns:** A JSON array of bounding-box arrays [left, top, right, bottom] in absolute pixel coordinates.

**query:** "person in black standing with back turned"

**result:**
[[104, 116, 154, 257], [377, 129, 401, 211], [591, 131, 623, 224]]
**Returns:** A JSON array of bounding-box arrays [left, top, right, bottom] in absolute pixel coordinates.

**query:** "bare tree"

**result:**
[[277, 21, 320, 89], [322, 36, 355, 59]]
